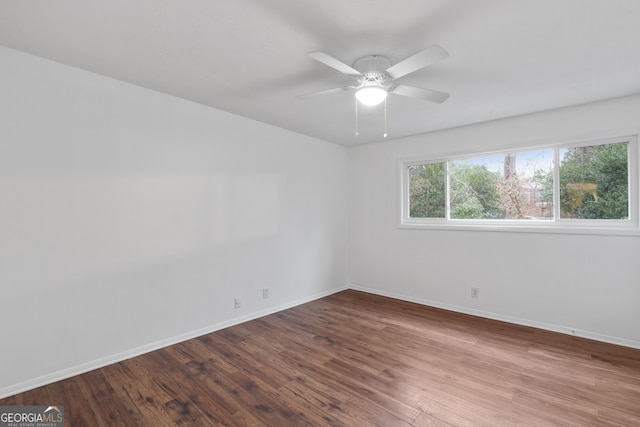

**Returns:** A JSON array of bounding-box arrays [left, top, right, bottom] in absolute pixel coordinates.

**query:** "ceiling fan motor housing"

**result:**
[[353, 55, 392, 86]]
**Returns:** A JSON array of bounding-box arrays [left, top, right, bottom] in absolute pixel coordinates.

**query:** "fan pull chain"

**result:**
[[383, 97, 388, 138], [354, 97, 359, 136]]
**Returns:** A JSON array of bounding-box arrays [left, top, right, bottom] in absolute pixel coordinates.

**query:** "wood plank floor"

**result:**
[[2, 290, 640, 426]]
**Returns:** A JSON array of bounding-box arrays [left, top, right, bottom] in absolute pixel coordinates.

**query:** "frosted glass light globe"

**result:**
[[355, 86, 387, 106]]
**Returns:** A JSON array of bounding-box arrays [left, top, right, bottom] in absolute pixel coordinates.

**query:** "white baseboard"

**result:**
[[347, 284, 640, 350], [0, 285, 348, 400]]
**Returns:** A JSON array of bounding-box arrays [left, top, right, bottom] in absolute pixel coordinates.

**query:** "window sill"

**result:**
[[398, 221, 640, 236]]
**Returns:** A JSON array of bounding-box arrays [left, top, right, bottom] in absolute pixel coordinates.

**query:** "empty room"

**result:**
[[1, 1, 639, 426]]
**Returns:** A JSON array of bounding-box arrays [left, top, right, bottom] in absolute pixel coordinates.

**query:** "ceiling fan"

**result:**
[[298, 45, 450, 106]]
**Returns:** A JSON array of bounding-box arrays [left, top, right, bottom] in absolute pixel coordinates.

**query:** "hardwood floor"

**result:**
[[2, 290, 640, 426]]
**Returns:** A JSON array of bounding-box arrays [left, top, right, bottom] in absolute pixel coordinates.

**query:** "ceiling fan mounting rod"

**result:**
[[353, 55, 391, 73]]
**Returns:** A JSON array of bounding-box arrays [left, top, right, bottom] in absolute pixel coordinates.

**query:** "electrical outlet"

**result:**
[[262, 288, 269, 299], [234, 298, 241, 309], [471, 288, 480, 298]]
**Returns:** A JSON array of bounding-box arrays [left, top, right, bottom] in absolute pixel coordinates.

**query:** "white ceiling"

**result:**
[[1, 0, 640, 146]]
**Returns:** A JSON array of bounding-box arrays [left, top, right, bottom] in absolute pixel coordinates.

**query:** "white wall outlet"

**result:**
[[262, 288, 269, 299], [471, 288, 480, 298], [234, 298, 241, 309]]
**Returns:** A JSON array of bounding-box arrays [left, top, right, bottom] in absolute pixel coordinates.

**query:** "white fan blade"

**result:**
[[297, 87, 350, 99], [307, 52, 362, 77], [391, 85, 450, 103], [385, 45, 449, 80]]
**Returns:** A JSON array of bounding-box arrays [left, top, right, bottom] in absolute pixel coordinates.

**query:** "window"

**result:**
[[408, 162, 446, 219], [401, 136, 637, 233], [559, 142, 629, 220]]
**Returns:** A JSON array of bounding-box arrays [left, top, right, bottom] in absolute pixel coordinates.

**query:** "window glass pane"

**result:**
[[450, 149, 554, 220], [559, 142, 628, 219], [408, 163, 445, 218]]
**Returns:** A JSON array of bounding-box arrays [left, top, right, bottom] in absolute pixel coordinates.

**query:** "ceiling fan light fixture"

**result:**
[[355, 86, 387, 106]]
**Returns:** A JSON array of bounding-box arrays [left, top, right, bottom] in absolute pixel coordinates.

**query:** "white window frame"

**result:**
[[399, 135, 639, 236]]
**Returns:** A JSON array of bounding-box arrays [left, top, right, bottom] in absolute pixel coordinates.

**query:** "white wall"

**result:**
[[349, 95, 640, 348], [0, 46, 348, 396]]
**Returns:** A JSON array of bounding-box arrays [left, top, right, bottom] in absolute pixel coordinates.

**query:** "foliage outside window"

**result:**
[[403, 138, 634, 231]]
